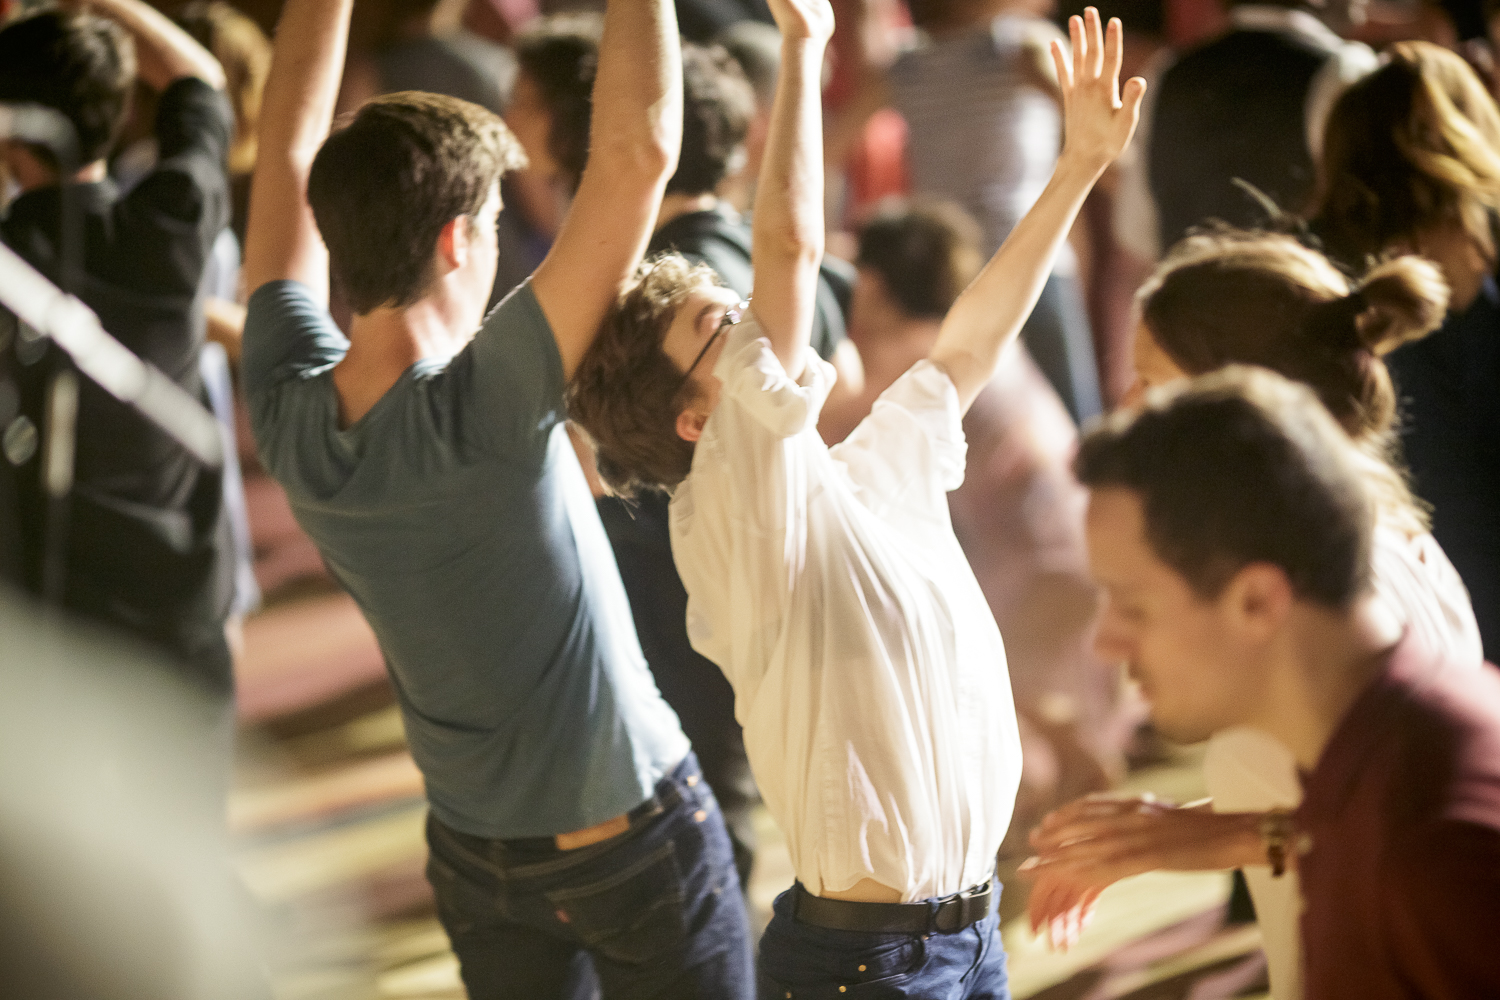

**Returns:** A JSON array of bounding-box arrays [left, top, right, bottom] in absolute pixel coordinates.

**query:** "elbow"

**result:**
[[757, 222, 824, 269], [592, 121, 679, 187]]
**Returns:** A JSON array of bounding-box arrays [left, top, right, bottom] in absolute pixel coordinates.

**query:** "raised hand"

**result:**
[[767, 0, 835, 42], [1049, 7, 1146, 176]]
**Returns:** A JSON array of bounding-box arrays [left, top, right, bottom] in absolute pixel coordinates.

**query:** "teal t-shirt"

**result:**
[[243, 280, 688, 837]]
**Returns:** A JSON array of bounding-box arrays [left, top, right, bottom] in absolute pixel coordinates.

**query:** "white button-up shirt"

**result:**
[[670, 315, 1022, 901]]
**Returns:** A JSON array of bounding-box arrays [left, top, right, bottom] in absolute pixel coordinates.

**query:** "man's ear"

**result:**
[[676, 407, 707, 443], [1223, 563, 1294, 642], [435, 215, 470, 273]]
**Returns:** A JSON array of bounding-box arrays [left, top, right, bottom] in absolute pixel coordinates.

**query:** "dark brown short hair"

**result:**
[[669, 44, 756, 196], [1076, 366, 1374, 607], [515, 14, 601, 196], [568, 254, 721, 496], [308, 92, 526, 315], [856, 199, 985, 319], [0, 11, 135, 168]]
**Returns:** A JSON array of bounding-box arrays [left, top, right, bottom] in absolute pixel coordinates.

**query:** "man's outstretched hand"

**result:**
[[1050, 7, 1146, 177], [1019, 793, 1266, 950], [767, 0, 835, 43]]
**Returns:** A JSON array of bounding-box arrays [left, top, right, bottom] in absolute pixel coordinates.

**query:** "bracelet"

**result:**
[[1258, 809, 1295, 878]]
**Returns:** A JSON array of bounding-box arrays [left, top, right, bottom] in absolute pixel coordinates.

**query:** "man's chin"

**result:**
[[1146, 710, 1216, 747]]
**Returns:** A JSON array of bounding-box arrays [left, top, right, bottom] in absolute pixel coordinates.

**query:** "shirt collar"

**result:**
[[1229, 5, 1346, 50]]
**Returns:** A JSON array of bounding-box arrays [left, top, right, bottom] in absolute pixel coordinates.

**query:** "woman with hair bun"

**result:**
[[1314, 40, 1500, 665], [1022, 229, 1483, 1000]]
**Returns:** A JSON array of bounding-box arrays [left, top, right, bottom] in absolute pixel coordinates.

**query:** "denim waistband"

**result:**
[[434, 753, 696, 859]]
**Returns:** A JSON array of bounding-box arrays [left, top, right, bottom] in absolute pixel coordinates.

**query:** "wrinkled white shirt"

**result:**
[[670, 314, 1022, 901]]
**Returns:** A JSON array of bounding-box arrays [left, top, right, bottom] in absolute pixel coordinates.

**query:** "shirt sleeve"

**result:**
[[446, 279, 567, 455], [828, 360, 966, 526], [1382, 820, 1500, 998], [113, 78, 234, 297], [242, 280, 349, 399]]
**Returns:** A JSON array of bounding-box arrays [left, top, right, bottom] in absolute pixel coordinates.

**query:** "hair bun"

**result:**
[[1351, 255, 1450, 355]]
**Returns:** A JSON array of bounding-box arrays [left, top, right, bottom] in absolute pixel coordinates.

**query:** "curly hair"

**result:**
[[568, 254, 722, 497]]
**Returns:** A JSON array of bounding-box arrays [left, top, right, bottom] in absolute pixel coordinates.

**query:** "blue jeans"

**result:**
[[757, 885, 1010, 1000], [426, 753, 754, 1000]]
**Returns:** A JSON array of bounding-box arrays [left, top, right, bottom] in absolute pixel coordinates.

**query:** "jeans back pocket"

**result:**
[[546, 840, 688, 965]]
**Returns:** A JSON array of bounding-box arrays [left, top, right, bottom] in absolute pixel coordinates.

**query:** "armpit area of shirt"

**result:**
[[712, 311, 835, 440]]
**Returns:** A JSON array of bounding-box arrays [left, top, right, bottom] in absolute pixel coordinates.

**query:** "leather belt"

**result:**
[[791, 880, 994, 935]]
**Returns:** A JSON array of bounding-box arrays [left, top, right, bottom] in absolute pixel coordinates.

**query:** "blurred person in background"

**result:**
[[714, 19, 780, 211], [1025, 230, 1482, 1000], [1112, 0, 1376, 263], [1312, 40, 1500, 663], [0, 586, 268, 1000], [820, 198, 1135, 857], [0, 0, 237, 702], [879, 0, 1107, 425]]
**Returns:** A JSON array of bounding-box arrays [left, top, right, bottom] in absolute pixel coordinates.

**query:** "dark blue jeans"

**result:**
[[426, 753, 754, 1000], [757, 885, 1010, 1000]]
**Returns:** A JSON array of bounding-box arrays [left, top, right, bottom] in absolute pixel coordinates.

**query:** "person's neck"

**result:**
[[859, 314, 942, 386], [336, 296, 473, 427], [655, 192, 722, 231], [1250, 593, 1404, 772]]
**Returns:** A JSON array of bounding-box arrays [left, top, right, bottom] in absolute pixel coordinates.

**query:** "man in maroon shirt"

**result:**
[[1064, 366, 1500, 998]]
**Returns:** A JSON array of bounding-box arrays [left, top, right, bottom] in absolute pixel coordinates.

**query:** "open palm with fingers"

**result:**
[[1050, 7, 1147, 175], [768, 0, 835, 43]]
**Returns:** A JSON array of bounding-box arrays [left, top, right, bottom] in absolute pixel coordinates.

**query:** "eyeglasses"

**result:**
[[679, 300, 746, 387]]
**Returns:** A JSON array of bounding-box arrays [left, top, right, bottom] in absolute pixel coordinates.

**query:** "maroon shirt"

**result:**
[[1297, 632, 1500, 999]]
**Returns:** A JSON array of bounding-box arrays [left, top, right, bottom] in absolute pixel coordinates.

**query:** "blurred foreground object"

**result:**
[[0, 586, 266, 999]]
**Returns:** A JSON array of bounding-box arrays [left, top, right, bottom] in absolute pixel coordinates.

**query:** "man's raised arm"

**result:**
[[929, 8, 1144, 415], [241, 0, 353, 305], [749, 0, 834, 380], [531, 0, 681, 380]]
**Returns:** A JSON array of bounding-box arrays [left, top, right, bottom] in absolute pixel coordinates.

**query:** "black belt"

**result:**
[[791, 880, 994, 935]]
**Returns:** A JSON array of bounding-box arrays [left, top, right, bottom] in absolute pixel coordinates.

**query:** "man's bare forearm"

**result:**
[[751, 6, 833, 376], [242, 0, 353, 301], [85, 0, 225, 91], [531, 0, 681, 378], [584, 0, 681, 181]]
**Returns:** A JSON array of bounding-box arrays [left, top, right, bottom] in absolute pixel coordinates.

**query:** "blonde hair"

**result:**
[[176, 1, 272, 177], [1316, 40, 1500, 267], [1137, 230, 1450, 536]]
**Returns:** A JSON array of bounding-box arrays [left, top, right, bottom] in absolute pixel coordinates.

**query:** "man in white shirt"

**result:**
[[1112, 0, 1377, 263], [570, 5, 1143, 996]]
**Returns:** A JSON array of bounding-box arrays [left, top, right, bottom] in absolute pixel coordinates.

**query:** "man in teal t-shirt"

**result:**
[[239, 0, 751, 996]]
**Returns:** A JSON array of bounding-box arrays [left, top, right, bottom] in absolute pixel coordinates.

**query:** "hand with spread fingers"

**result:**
[[1019, 793, 1267, 949], [767, 0, 835, 42], [1049, 7, 1147, 177]]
